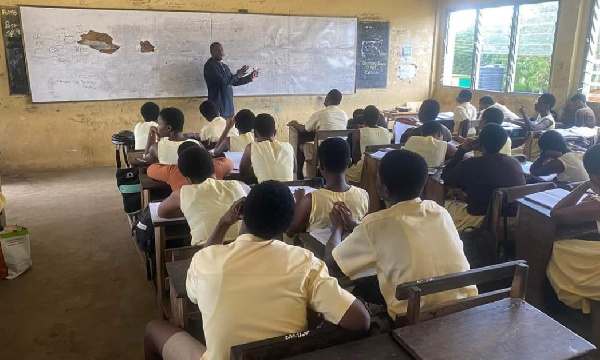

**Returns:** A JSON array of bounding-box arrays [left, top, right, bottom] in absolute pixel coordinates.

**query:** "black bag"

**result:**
[[116, 167, 141, 216], [112, 130, 135, 169], [134, 206, 155, 254]]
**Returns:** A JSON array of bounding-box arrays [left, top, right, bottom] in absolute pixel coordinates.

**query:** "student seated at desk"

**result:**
[[530, 130, 589, 183], [404, 121, 456, 167], [288, 89, 349, 178], [346, 105, 391, 183], [561, 93, 597, 129], [145, 181, 370, 360], [453, 89, 477, 136], [198, 100, 238, 144], [442, 124, 525, 232], [157, 146, 249, 245], [324, 149, 477, 319], [510, 93, 557, 132], [147, 142, 233, 191], [287, 138, 368, 236], [346, 108, 365, 129], [143, 108, 200, 165], [456, 107, 512, 157], [240, 113, 295, 182], [212, 109, 255, 157], [134, 102, 160, 150], [478, 96, 519, 121], [547, 145, 600, 314], [400, 99, 452, 143]]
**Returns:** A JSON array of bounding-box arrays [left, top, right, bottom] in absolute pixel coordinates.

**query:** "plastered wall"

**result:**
[[432, 0, 598, 117], [0, 0, 436, 173]]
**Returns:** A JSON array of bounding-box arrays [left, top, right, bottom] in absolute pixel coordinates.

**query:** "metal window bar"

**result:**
[[582, 0, 600, 95], [471, 9, 483, 89], [505, 6, 520, 93]]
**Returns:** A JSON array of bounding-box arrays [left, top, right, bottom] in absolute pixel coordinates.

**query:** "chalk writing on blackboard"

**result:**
[[1, 7, 29, 95], [356, 22, 389, 89]]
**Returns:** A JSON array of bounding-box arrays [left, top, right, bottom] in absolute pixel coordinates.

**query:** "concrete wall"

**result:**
[[431, 0, 596, 116], [0, 0, 436, 173]]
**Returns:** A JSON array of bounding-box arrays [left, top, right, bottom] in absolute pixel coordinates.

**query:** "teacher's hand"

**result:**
[[236, 65, 249, 77]]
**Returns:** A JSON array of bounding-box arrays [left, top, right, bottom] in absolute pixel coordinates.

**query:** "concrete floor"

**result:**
[[0, 167, 155, 360]]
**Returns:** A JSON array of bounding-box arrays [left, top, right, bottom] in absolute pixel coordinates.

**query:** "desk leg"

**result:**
[[155, 225, 167, 319], [361, 156, 381, 214], [591, 300, 600, 347], [142, 189, 150, 210], [515, 205, 556, 311], [170, 286, 187, 329]]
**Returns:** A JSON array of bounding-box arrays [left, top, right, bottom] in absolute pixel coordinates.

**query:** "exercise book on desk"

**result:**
[[524, 189, 570, 210], [149, 202, 185, 224], [289, 186, 317, 199], [224, 152, 243, 170]]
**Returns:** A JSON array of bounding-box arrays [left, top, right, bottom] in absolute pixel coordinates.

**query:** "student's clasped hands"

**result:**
[[330, 202, 358, 231]]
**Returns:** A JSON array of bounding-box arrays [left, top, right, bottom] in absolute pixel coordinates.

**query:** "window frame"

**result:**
[[580, 0, 600, 101], [441, 1, 559, 95]]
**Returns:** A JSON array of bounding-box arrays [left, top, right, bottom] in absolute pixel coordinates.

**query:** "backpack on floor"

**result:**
[[116, 167, 141, 217], [134, 207, 155, 254], [112, 130, 135, 169]]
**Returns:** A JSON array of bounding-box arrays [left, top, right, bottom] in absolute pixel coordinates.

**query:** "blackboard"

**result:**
[[356, 21, 389, 89], [1, 7, 29, 95]]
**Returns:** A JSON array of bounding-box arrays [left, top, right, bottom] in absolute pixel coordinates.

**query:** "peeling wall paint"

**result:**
[[0, 0, 436, 173]]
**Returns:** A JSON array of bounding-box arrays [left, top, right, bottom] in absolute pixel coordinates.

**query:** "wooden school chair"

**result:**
[[489, 182, 556, 260], [394, 260, 528, 328], [288, 124, 316, 180], [308, 129, 357, 178], [457, 119, 480, 138]]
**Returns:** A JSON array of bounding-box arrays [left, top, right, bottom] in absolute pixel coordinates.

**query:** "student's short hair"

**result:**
[[537, 130, 569, 154], [234, 109, 255, 133], [352, 108, 365, 119], [481, 107, 504, 125], [571, 93, 587, 103], [141, 102, 160, 122], [254, 113, 276, 137], [327, 89, 343, 105], [199, 101, 219, 120], [379, 150, 428, 200], [421, 120, 443, 136], [318, 138, 350, 173], [159, 108, 185, 132], [210, 42, 221, 52], [177, 146, 215, 182], [478, 123, 508, 154], [243, 180, 295, 239], [538, 93, 557, 109], [177, 141, 201, 156], [420, 99, 441, 122], [479, 96, 495, 106], [363, 105, 380, 127], [583, 145, 600, 175], [458, 89, 473, 102]]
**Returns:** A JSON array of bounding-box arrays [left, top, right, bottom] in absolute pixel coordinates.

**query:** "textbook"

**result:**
[[524, 189, 570, 210]]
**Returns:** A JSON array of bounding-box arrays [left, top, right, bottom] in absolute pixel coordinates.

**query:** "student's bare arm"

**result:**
[[145, 126, 159, 154], [239, 143, 253, 177], [446, 143, 457, 159], [214, 117, 235, 151], [529, 154, 565, 177], [212, 137, 230, 158], [338, 299, 371, 332], [157, 190, 184, 218], [143, 143, 159, 164], [550, 181, 599, 224], [205, 198, 245, 248], [288, 120, 307, 133], [286, 192, 312, 238]]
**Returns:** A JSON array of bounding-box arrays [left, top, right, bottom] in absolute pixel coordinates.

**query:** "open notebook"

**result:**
[[524, 188, 570, 210]]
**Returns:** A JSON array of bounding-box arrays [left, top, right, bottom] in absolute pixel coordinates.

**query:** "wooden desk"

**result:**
[[223, 170, 258, 184], [393, 298, 595, 360], [423, 169, 445, 206], [288, 125, 316, 180], [515, 199, 597, 311], [285, 334, 412, 360], [297, 233, 327, 260], [140, 174, 171, 210], [166, 258, 193, 328]]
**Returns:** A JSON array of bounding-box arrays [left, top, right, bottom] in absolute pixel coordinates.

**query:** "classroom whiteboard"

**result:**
[[19, 6, 357, 102]]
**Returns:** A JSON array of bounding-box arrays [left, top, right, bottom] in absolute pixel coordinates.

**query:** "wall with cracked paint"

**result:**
[[0, 0, 436, 173], [432, 0, 598, 118]]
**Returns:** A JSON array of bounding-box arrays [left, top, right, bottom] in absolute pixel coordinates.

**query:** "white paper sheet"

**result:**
[[149, 202, 185, 224], [224, 152, 244, 170]]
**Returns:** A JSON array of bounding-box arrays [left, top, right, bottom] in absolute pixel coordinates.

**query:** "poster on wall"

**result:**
[[356, 21, 390, 89], [1, 7, 29, 95]]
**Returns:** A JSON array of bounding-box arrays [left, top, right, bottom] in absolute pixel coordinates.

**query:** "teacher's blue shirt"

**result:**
[[204, 58, 253, 118]]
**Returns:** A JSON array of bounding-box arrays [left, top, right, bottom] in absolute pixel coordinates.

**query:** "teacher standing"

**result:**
[[204, 42, 259, 119]]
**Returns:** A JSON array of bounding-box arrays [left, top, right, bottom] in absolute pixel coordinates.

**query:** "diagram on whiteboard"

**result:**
[[20, 6, 357, 102]]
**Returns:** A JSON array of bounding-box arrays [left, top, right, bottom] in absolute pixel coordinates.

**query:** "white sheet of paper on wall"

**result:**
[[398, 64, 417, 80]]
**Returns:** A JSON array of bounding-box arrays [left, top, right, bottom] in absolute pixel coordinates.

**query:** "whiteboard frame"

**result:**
[[19, 5, 359, 103]]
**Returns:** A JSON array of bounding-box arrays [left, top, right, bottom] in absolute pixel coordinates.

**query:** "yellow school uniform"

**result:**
[[556, 152, 589, 183], [187, 234, 356, 360], [133, 121, 158, 150], [0, 192, 5, 212], [332, 198, 477, 319], [404, 136, 448, 167], [251, 140, 294, 183], [179, 178, 246, 245], [157, 139, 200, 165], [307, 187, 369, 232], [444, 200, 485, 232], [454, 102, 477, 135], [229, 132, 254, 152], [199, 117, 239, 143], [346, 127, 391, 183]]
